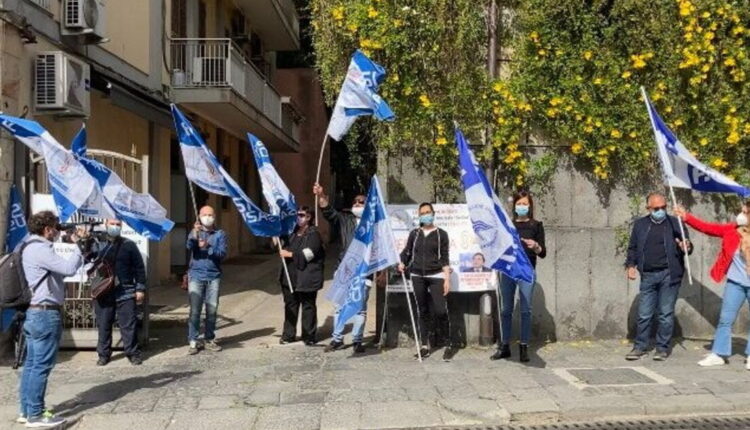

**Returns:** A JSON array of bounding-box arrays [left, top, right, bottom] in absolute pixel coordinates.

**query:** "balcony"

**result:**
[[170, 38, 299, 152], [238, 0, 300, 51]]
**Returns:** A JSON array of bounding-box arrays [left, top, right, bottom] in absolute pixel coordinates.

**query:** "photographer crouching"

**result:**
[[89, 219, 146, 367]]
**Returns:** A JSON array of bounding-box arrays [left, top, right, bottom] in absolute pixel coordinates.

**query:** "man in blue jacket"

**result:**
[[186, 205, 227, 355], [625, 192, 692, 361], [93, 219, 147, 366]]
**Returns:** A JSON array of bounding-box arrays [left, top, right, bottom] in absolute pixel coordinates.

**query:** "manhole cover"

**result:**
[[567, 368, 655, 385], [552, 367, 673, 389]]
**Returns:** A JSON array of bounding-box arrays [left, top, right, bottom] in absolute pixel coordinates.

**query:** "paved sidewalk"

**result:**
[[3, 256, 750, 429]]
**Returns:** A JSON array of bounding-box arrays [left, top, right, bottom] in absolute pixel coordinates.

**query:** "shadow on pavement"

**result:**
[[55, 371, 201, 418]]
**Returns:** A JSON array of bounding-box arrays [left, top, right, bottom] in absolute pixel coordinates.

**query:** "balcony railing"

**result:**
[[28, 0, 51, 10], [170, 38, 286, 132]]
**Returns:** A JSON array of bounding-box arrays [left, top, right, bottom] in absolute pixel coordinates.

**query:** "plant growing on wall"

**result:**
[[310, 0, 750, 193]]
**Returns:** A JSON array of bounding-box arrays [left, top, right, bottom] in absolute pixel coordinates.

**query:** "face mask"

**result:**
[[651, 209, 666, 221], [419, 214, 434, 225], [351, 207, 364, 218], [515, 205, 530, 217], [736, 213, 748, 226], [106, 225, 122, 237], [200, 215, 215, 227]]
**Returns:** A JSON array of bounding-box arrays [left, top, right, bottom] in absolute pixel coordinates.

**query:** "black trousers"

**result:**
[[94, 293, 140, 359], [281, 287, 318, 342], [412, 276, 450, 347]]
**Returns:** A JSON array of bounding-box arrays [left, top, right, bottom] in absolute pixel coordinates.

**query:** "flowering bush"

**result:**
[[311, 0, 750, 193]]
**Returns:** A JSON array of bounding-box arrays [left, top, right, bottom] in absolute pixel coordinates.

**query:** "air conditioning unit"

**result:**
[[34, 52, 90, 117], [62, 0, 106, 40], [192, 57, 227, 85]]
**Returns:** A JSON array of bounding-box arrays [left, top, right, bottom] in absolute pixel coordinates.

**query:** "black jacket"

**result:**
[[515, 219, 546, 268], [321, 204, 357, 266], [626, 215, 693, 281], [399, 227, 450, 276], [280, 226, 325, 292], [94, 237, 146, 302]]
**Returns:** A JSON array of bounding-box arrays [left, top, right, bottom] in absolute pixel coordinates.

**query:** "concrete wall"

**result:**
[[380, 145, 745, 342], [102, 0, 151, 73]]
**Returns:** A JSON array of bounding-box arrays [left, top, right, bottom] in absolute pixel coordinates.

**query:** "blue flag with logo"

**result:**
[[248, 133, 297, 236], [326, 50, 395, 141], [0, 114, 98, 221], [326, 176, 399, 332], [455, 127, 535, 284], [71, 125, 174, 240], [171, 104, 282, 237], [5, 184, 29, 252], [642, 88, 750, 198]]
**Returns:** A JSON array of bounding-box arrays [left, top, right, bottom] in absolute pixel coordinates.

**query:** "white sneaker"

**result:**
[[698, 353, 726, 367], [17, 414, 27, 424], [745, 357, 750, 370]]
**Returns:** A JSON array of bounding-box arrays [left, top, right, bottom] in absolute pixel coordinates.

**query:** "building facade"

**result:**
[[0, 0, 329, 285]]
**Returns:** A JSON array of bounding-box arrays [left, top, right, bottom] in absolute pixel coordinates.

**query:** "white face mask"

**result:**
[[200, 215, 215, 227], [737, 213, 748, 227], [351, 207, 364, 218]]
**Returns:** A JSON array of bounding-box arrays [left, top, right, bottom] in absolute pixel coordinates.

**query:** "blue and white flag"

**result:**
[[326, 176, 399, 330], [455, 127, 535, 284], [642, 88, 750, 198], [5, 184, 29, 252], [71, 125, 174, 241], [170, 104, 282, 237], [326, 50, 395, 141], [0, 114, 97, 221], [248, 133, 297, 236]]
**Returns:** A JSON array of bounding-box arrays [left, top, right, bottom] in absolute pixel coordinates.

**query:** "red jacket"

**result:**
[[684, 213, 741, 283]]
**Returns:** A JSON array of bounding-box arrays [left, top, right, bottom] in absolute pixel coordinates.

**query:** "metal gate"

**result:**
[[28, 149, 151, 349]]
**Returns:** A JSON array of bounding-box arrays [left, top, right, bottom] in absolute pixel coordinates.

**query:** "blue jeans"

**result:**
[[332, 286, 370, 343], [19, 309, 62, 418], [500, 275, 534, 345], [711, 280, 750, 356], [635, 269, 681, 352], [188, 278, 220, 342]]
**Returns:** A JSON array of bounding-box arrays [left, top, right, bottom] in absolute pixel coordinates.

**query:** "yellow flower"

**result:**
[[712, 158, 728, 169], [701, 11, 711, 18], [392, 19, 403, 28], [538, 49, 547, 56], [347, 23, 358, 33], [571, 142, 584, 154], [621, 70, 632, 79], [665, 106, 673, 113], [331, 6, 344, 20], [732, 26, 745, 36], [419, 94, 431, 108], [631, 54, 648, 69], [436, 136, 448, 146], [593, 77, 603, 85], [549, 97, 563, 106], [727, 131, 740, 144], [583, 51, 593, 60], [368, 6, 379, 18], [724, 57, 736, 67], [629, 131, 637, 138], [492, 82, 503, 92], [699, 137, 709, 146], [704, 31, 715, 41], [701, 64, 711, 72], [595, 120, 603, 128], [584, 125, 594, 133], [546, 108, 558, 118], [610, 129, 622, 138], [529, 31, 540, 43], [403, 86, 413, 96], [673, 119, 684, 127]]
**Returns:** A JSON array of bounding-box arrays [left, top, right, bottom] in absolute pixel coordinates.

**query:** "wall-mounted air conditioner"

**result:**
[[192, 57, 227, 85], [34, 52, 90, 118], [62, 0, 106, 41]]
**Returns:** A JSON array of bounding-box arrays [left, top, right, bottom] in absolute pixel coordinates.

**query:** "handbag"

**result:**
[[89, 239, 123, 300]]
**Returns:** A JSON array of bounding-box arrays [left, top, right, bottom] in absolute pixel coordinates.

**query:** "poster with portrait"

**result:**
[[387, 204, 498, 293]]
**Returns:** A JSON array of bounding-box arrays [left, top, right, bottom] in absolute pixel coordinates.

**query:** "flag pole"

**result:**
[[640, 86, 693, 286], [668, 186, 693, 285], [314, 134, 329, 227], [274, 237, 295, 294], [401, 272, 423, 362], [378, 279, 390, 349], [187, 180, 199, 220]]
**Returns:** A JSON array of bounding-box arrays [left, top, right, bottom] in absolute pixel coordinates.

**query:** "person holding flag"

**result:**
[[278, 207, 325, 345], [397, 203, 453, 361], [454, 126, 536, 363], [490, 190, 546, 362], [675, 202, 750, 368]]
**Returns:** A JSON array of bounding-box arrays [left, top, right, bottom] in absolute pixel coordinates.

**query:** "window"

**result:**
[[28, 0, 51, 11], [171, 0, 187, 38]]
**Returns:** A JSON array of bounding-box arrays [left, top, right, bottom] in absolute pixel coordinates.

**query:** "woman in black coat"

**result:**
[[279, 206, 325, 345]]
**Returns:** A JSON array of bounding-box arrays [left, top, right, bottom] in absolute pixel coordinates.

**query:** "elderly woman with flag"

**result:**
[[278, 207, 325, 345]]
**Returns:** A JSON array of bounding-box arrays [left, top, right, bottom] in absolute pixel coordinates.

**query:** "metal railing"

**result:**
[[27, 0, 51, 10], [170, 38, 284, 131]]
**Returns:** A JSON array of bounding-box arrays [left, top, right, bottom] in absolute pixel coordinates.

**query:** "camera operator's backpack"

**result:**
[[0, 240, 49, 309]]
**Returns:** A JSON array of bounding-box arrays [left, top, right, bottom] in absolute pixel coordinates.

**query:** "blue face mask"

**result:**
[[515, 205, 530, 217], [419, 214, 434, 225], [106, 225, 122, 237], [651, 209, 666, 221]]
